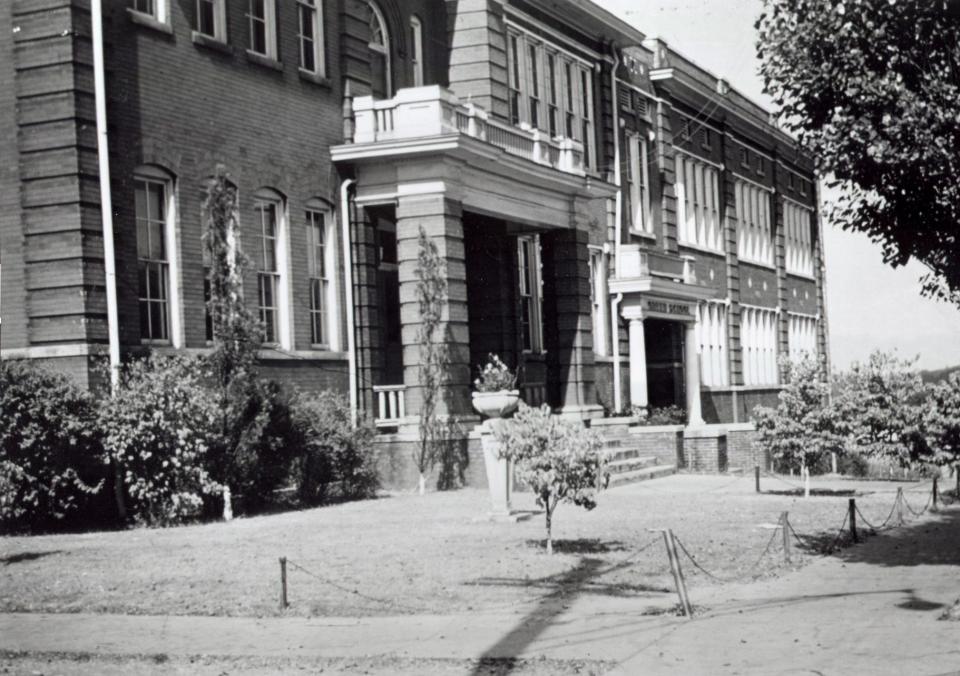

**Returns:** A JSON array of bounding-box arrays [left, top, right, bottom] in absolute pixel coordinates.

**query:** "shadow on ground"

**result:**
[[763, 488, 863, 497], [1, 551, 62, 566], [522, 539, 628, 554]]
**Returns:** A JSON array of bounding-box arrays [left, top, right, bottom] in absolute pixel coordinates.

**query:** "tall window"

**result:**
[[504, 25, 596, 168], [132, 0, 167, 22], [367, 1, 391, 98], [253, 192, 289, 346], [297, 0, 325, 75], [675, 154, 721, 252], [410, 16, 423, 86], [784, 201, 814, 276], [518, 235, 543, 353], [741, 305, 778, 386], [527, 42, 541, 129], [247, 0, 277, 59], [135, 171, 178, 344], [196, 0, 226, 40], [589, 248, 608, 356], [788, 313, 818, 361], [306, 208, 335, 347], [546, 52, 559, 137], [735, 180, 773, 266], [625, 132, 651, 234], [697, 301, 728, 387]]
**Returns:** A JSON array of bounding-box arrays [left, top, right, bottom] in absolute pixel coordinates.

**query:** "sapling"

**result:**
[[495, 403, 607, 554]]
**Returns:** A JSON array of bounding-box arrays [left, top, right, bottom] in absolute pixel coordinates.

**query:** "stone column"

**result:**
[[396, 193, 472, 420], [542, 228, 601, 420], [684, 319, 704, 426], [627, 316, 649, 413]]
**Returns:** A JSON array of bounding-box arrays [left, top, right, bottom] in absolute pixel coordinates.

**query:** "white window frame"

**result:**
[[131, 0, 168, 23], [306, 204, 339, 350], [675, 151, 722, 253], [297, 0, 326, 76], [196, 0, 226, 40], [697, 300, 729, 387], [735, 179, 774, 267], [518, 234, 544, 354], [787, 312, 818, 361], [589, 247, 608, 357], [247, 0, 278, 60], [504, 25, 596, 169], [367, 1, 392, 97], [741, 305, 779, 386], [626, 132, 651, 235], [784, 200, 815, 277], [135, 167, 181, 347], [409, 15, 423, 87], [253, 190, 292, 349]]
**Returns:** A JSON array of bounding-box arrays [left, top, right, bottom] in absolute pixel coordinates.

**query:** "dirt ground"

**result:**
[[0, 474, 932, 618]]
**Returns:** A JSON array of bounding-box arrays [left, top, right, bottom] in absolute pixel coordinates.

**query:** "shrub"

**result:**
[[215, 378, 301, 514], [495, 403, 607, 554], [290, 391, 379, 505], [640, 405, 687, 426], [0, 361, 104, 533], [99, 354, 220, 526]]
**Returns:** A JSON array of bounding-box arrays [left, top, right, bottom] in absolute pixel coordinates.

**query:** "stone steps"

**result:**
[[601, 443, 676, 487], [607, 463, 677, 487]]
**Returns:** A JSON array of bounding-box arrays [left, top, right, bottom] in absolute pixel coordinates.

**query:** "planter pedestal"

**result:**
[[475, 419, 531, 523]]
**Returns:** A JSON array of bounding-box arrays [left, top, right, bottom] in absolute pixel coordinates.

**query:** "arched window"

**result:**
[[252, 188, 292, 348], [134, 165, 181, 346], [305, 198, 339, 350], [367, 1, 391, 98], [409, 15, 423, 87]]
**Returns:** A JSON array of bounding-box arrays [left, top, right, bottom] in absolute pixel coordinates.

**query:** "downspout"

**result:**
[[609, 44, 624, 414], [611, 292, 624, 413], [610, 43, 623, 277], [340, 178, 358, 427], [91, 0, 120, 390], [91, 0, 125, 520]]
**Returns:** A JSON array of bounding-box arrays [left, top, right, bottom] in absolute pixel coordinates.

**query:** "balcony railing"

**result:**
[[521, 382, 547, 407], [620, 245, 697, 284], [349, 86, 585, 176], [373, 384, 406, 428]]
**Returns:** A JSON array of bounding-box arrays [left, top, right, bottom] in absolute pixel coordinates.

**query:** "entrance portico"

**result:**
[[610, 246, 718, 426], [332, 86, 617, 432]]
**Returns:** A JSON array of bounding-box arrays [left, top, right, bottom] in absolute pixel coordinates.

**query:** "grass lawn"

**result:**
[[0, 474, 930, 619]]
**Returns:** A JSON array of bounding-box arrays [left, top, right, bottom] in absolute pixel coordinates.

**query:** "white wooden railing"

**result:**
[[521, 382, 547, 407], [373, 385, 406, 428], [351, 85, 585, 176]]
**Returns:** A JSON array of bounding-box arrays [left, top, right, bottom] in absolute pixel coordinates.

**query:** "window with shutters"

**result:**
[[735, 180, 774, 266], [675, 153, 722, 252], [784, 200, 815, 276], [741, 305, 779, 386], [788, 313, 818, 360], [697, 301, 729, 387]]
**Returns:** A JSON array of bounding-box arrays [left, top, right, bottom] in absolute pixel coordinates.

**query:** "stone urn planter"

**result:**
[[472, 389, 521, 520], [471, 389, 521, 420]]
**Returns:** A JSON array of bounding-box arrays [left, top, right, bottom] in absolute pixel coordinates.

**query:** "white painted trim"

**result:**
[[1, 344, 108, 359], [672, 145, 724, 170], [503, 12, 601, 63], [410, 15, 423, 87], [731, 171, 774, 193], [367, 0, 392, 97]]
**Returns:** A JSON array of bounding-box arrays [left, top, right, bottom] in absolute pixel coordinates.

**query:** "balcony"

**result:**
[[337, 86, 586, 177], [618, 245, 696, 284], [373, 385, 406, 429]]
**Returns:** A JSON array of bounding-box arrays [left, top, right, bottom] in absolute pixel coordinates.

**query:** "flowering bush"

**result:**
[[473, 354, 517, 393], [0, 361, 104, 533], [99, 354, 221, 526], [495, 403, 607, 554]]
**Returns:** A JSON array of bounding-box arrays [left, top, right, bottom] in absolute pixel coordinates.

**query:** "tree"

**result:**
[[413, 226, 453, 495], [753, 355, 843, 496], [921, 371, 960, 495], [757, 0, 960, 299], [495, 403, 607, 554], [202, 165, 264, 516], [834, 351, 927, 467]]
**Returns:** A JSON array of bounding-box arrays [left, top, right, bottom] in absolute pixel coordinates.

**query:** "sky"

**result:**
[[594, 0, 960, 371]]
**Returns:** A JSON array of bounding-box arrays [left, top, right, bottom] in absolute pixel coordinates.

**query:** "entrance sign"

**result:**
[[644, 297, 693, 320]]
